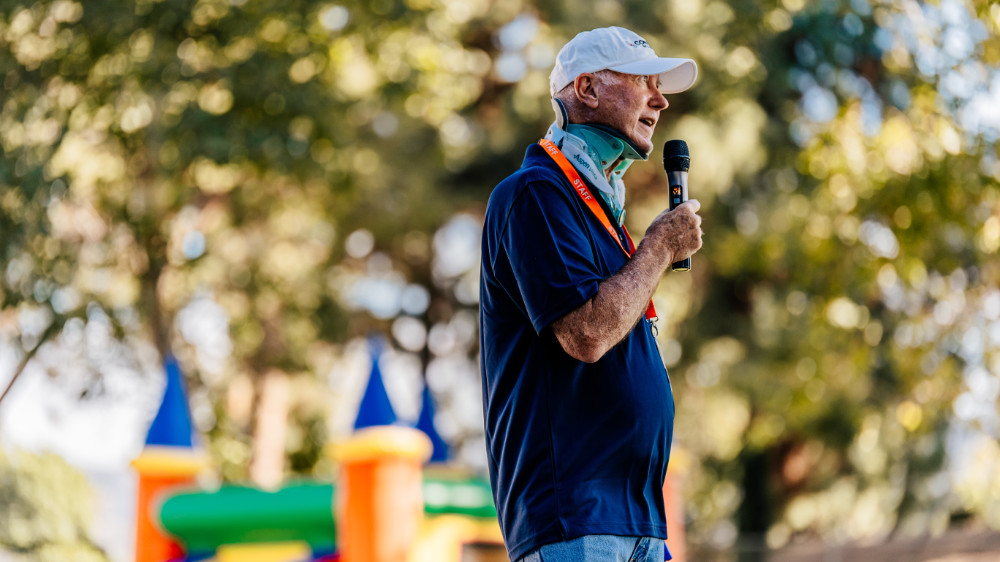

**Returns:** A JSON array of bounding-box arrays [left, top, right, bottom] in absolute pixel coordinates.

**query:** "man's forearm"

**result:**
[[552, 240, 671, 362]]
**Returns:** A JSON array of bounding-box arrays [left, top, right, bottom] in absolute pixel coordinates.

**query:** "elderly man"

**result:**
[[479, 27, 704, 561]]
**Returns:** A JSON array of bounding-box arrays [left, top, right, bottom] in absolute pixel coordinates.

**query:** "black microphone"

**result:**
[[663, 140, 691, 272]]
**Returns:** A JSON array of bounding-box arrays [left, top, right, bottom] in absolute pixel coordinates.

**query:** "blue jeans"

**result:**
[[517, 535, 667, 562]]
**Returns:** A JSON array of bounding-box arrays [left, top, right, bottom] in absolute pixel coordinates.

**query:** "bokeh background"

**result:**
[[1, 0, 999, 560]]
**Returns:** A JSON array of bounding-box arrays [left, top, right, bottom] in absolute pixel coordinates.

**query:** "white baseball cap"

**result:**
[[549, 27, 698, 97]]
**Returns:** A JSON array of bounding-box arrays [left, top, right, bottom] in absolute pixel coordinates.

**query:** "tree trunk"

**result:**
[[249, 369, 289, 488]]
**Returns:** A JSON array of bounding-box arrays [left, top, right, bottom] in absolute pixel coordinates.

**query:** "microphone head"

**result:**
[[663, 139, 690, 172]]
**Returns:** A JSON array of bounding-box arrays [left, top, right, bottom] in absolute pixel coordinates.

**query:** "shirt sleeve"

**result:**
[[501, 179, 604, 334]]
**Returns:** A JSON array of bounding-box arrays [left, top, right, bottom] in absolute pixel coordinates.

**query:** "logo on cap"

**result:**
[[629, 39, 649, 48]]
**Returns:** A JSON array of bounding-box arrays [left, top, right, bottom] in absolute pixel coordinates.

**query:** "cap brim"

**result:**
[[607, 58, 698, 94]]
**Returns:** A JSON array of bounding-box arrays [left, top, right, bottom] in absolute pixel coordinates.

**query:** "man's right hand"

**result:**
[[645, 199, 703, 267]]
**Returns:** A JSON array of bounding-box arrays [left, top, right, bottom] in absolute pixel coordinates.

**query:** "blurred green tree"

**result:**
[[0, 445, 108, 561], [0, 0, 486, 482]]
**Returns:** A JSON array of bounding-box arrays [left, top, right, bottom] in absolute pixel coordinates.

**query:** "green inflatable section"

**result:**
[[159, 482, 337, 554], [159, 476, 497, 553], [422, 475, 497, 519]]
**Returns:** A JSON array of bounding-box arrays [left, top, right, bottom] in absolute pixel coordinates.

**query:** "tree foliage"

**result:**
[[0, 445, 108, 561], [2, 0, 999, 555]]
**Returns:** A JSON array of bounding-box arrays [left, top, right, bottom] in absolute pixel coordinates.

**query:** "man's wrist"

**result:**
[[636, 235, 674, 274]]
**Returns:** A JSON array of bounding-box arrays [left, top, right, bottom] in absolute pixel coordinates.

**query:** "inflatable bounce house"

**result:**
[[131, 347, 687, 562]]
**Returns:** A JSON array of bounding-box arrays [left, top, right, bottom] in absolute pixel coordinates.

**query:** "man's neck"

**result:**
[[606, 156, 624, 180]]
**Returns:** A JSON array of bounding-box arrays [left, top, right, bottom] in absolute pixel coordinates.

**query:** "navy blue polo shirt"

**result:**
[[479, 143, 674, 561]]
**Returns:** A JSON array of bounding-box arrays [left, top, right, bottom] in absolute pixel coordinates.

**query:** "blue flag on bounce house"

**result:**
[[145, 355, 195, 448], [416, 383, 449, 463], [353, 341, 398, 430]]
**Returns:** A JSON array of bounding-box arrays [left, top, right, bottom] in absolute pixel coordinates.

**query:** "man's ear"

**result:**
[[573, 73, 600, 109]]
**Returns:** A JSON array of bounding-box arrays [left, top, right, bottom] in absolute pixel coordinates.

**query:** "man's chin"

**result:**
[[634, 137, 654, 156]]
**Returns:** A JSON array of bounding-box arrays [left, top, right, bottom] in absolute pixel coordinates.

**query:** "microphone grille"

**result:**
[[663, 139, 689, 171]]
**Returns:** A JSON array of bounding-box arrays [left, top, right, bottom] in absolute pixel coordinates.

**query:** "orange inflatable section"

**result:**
[[135, 472, 192, 562], [334, 426, 432, 562], [132, 447, 207, 562], [663, 447, 690, 562], [663, 471, 687, 562]]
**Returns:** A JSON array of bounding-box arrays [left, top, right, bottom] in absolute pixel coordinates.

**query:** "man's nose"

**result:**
[[651, 91, 668, 110]]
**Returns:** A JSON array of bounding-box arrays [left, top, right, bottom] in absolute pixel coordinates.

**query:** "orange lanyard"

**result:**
[[538, 139, 658, 324]]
